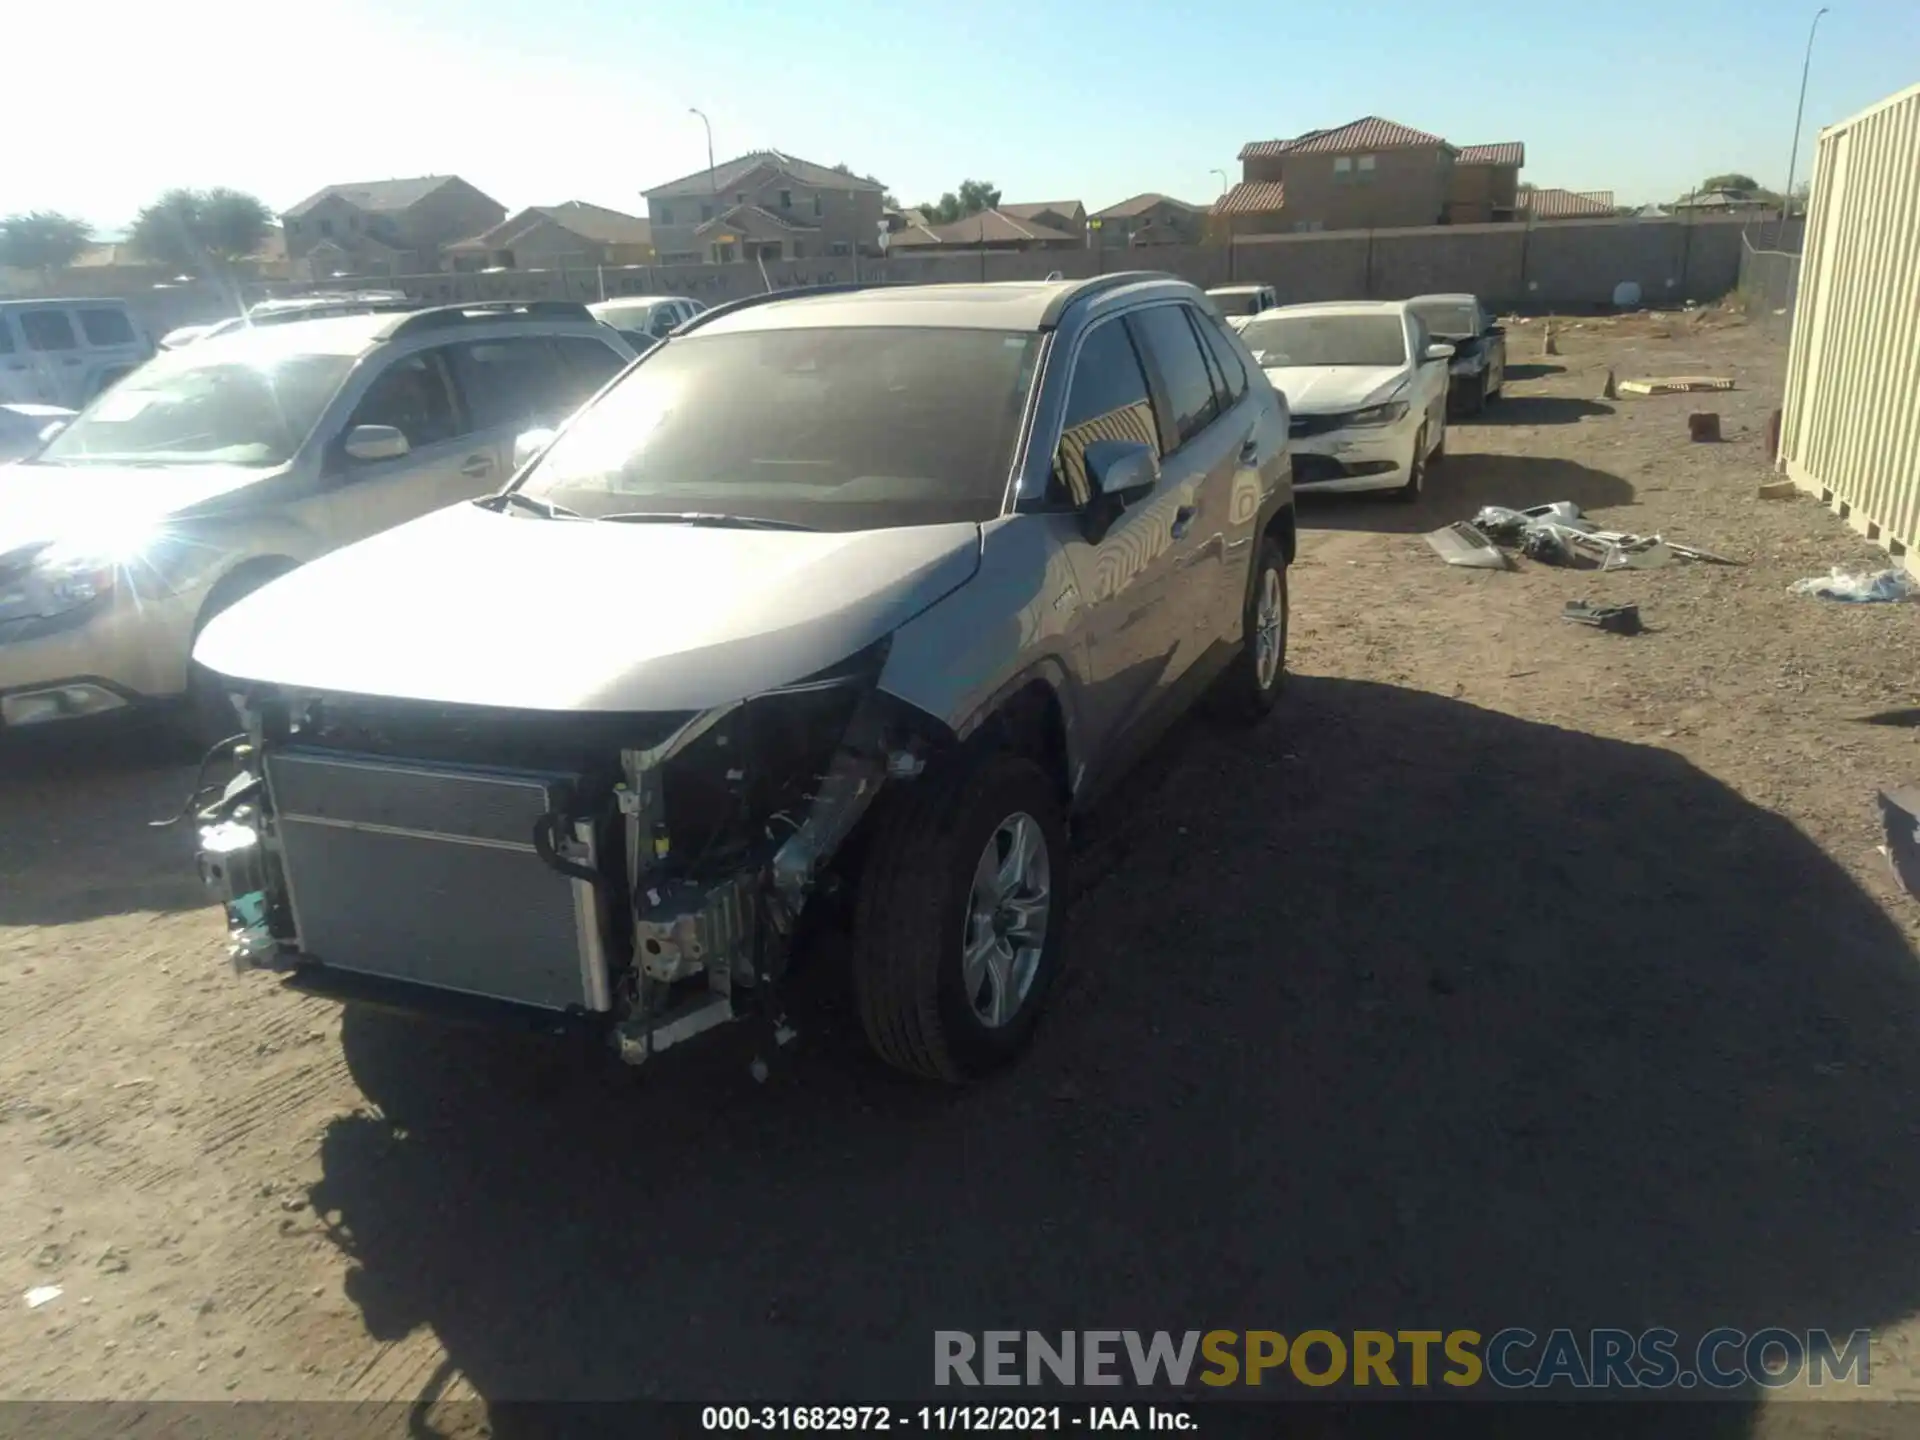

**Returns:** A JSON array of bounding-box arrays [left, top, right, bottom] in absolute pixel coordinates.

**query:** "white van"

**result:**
[[0, 298, 155, 408]]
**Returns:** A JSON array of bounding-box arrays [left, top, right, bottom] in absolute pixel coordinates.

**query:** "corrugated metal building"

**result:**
[[1779, 82, 1920, 574]]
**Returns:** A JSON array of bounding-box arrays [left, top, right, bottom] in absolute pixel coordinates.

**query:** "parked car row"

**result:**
[[2, 269, 1504, 1086]]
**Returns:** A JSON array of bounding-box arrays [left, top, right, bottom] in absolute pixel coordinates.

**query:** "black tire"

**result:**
[[1207, 536, 1289, 724], [1471, 369, 1489, 415], [1431, 422, 1447, 465], [850, 753, 1069, 1083], [179, 564, 292, 750], [1393, 425, 1429, 503]]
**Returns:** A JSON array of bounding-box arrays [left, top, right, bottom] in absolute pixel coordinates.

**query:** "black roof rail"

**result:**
[[377, 300, 595, 340], [677, 283, 874, 336], [1039, 270, 1180, 328]]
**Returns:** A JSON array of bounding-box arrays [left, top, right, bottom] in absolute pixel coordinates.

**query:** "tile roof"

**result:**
[[1092, 192, 1202, 219], [284, 175, 477, 218], [1212, 180, 1287, 216], [1238, 117, 1450, 161], [646, 150, 886, 200], [999, 200, 1085, 223], [888, 209, 1081, 246], [694, 204, 820, 241], [1457, 142, 1525, 167], [1524, 187, 1616, 218], [451, 202, 654, 252]]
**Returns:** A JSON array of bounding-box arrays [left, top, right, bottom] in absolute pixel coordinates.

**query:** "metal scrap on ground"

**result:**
[[1617, 377, 1736, 396], [1880, 788, 1920, 902], [1562, 600, 1644, 635], [1424, 521, 1513, 569], [1790, 567, 1920, 603]]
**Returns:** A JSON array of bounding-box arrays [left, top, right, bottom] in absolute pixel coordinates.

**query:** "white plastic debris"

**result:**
[[24, 1285, 63, 1309], [1791, 568, 1920, 603]]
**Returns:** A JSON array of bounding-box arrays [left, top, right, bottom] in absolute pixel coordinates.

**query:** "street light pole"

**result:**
[[689, 106, 716, 197], [1209, 167, 1228, 195], [1780, 6, 1829, 245]]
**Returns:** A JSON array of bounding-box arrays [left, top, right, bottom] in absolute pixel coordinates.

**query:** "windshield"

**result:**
[[517, 326, 1043, 530], [1410, 302, 1477, 338], [1239, 314, 1408, 368], [1208, 291, 1264, 315], [36, 349, 354, 467], [594, 303, 666, 330]]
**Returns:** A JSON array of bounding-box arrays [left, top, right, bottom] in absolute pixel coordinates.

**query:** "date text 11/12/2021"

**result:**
[[701, 1406, 1196, 1431]]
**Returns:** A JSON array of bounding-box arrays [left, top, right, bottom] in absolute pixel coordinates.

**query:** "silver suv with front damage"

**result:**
[[190, 273, 1296, 1082]]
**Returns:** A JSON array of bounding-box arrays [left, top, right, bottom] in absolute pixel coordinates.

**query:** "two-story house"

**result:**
[[1089, 193, 1204, 248], [644, 151, 888, 264], [281, 176, 507, 277], [1215, 118, 1525, 234], [444, 201, 654, 271]]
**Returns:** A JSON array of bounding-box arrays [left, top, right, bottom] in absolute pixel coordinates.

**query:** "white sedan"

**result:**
[[1238, 301, 1453, 500]]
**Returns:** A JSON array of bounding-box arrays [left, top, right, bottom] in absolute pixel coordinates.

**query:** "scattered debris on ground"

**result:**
[[1440, 502, 1739, 573], [23, 1286, 62, 1310], [1758, 478, 1798, 500], [1880, 789, 1920, 903], [1562, 600, 1644, 635], [1424, 521, 1512, 569], [1688, 412, 1722, 442], [1790, 567, 1920, 603], [1618, 376, 1736, 396]]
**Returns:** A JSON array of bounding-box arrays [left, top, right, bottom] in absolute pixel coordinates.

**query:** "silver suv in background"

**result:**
[[0, 301, 635, 738], [588, 295, 706, 352], [190, 273, 1295, 1083]]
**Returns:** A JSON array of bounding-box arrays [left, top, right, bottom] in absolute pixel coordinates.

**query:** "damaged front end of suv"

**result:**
[[193, 636, 942, 1066]]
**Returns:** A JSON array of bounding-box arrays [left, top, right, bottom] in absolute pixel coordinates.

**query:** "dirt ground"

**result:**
[[6, 312, 1920, 1433]]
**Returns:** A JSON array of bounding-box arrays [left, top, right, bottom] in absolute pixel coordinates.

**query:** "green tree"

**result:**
[[0, 211, 94, 273], [1700, 173, 1760, 193], [128, 187, 273, 275], [919, 180, 1002, 225]]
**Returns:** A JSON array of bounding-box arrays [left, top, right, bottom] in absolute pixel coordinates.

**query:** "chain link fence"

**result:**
[[1738, 233, 1801, 339]]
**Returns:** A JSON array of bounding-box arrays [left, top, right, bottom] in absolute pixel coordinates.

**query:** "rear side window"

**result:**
[[446, 336, 569, 431], [1193, 310, 1248, 409], [553, 335, 628, 403], [20, 310, 77, 352], [78, 308, 137, 346], [1053, 318, 1159, 505], [1130, 304, 1220, 447]]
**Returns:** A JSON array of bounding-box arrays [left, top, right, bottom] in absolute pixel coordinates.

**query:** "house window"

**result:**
[[779, 189, 792, 209], [701, 204, 714, 222], [813, 195, 823, 218], [655, 203, 671, 224], [1334, 157, 1352, 178], [736, 192, 747, 204], [791, 241, 805, 258], [830, 241, 851, 256], [319, 218, 334, 236], [1358, 155, 1377, 181]]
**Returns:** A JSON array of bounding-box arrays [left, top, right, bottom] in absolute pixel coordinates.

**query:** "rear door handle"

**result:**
[[1172, 505, 1197, 540], [460, 455, 495, 479]]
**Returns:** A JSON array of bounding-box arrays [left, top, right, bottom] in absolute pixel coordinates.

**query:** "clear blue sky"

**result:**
[[8, 0, 1917, 231]]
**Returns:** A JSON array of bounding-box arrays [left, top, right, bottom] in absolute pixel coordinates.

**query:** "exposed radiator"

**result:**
[[265, 749, 611, 1012]]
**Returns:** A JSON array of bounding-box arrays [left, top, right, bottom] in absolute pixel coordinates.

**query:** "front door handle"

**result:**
[[1171, 504, 1197, 540], [1240, 437, 1260, 464], [460, 455, 495, 479]]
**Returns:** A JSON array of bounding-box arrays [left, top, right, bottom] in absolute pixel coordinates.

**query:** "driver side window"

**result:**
[[345, 350, 460, 455], [1051, 318, 1159, 508]]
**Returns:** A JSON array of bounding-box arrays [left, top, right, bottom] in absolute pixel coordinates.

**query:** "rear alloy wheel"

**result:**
[[851, 753, 1068, 1082], [1394, 425, 1429, 503], [1207, 536, 1288, 723]]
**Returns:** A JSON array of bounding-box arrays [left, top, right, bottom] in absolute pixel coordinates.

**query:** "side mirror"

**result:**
[[37, 419, 68, 444], [1424, 342, 1457, 363], [1486, 324, 1506, 338], [1085, 440, 1159, 507], [343, 423, 410, 462], [513, 427, 557, 470]]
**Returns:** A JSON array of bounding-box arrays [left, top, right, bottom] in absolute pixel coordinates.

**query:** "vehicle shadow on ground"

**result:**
[[1500, 363, 1567, 382], [1472, 396, 1614, 427], [0, 720, 206, 924], [1299, 455, 1635, 536], [309, 675, 1920, 1429]]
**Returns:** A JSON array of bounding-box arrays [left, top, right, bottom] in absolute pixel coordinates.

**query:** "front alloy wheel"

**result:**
[[961, 813, 1051, 1028]]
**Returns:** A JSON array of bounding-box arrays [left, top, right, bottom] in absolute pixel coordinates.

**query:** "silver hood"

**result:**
[[0, 462, 268, 562], [194, 501, 984, 712], [1258, 364, 1408, 415]]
